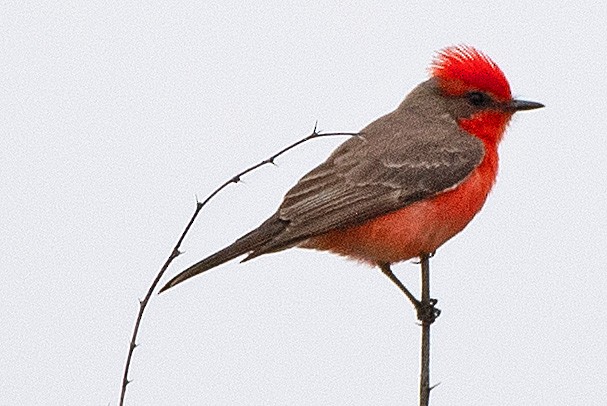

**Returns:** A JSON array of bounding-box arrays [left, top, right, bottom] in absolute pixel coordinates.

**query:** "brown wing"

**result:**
[[246, 107, 485, 258]]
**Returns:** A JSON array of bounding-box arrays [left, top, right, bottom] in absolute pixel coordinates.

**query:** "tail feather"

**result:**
[[159, 215, 287, 293]]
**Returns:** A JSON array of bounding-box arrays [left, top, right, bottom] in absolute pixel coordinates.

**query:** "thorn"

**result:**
[[312, 120, 318, 134], [126, 379, 132, 386], [230, 175, 241, 183], [430, 382, 441, 391], [263, 157, 276, 166]]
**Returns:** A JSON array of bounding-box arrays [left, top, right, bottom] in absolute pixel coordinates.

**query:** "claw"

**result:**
[[416, 298, 441, 324]]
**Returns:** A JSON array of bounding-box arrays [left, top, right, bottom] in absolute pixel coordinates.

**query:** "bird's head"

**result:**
[[429, 45, 543, 145]]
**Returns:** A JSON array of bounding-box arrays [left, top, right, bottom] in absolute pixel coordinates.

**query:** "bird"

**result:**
[[159, 45, 543, 309]]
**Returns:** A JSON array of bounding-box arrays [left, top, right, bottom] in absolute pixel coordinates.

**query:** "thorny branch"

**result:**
[[380, 255, 439, 406], [419, 253, 433, 406], [119, 125, 359, 406]]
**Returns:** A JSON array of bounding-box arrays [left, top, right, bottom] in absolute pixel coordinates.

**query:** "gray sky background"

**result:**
[[2, 1, 606, 405]]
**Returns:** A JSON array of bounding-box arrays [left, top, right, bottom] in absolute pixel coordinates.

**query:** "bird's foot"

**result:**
[[416, 298, 441, 324]]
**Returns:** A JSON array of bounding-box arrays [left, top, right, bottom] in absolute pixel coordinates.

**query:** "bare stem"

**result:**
[[379, 256, 438, 405], [119, 248, 180, 406], [118, 125, 358, 406], [419, 253, 431, 406]]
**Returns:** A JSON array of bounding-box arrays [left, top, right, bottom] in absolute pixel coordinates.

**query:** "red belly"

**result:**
[[302, 152, 498, 264]]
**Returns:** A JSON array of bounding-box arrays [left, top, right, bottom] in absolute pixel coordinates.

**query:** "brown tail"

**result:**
[[159, 215, 287, 293]]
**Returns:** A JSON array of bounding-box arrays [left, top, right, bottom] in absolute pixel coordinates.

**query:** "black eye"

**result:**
[[467, 91, 490, 107]]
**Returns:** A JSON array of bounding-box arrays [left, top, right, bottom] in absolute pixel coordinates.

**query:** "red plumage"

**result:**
[[431, 45, 512, 101]]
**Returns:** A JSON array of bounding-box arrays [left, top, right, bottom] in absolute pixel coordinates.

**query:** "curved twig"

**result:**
[[119, 125, 359, 406]]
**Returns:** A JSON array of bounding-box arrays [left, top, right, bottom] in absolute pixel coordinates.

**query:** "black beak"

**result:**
[[508, 99, 545, 111]]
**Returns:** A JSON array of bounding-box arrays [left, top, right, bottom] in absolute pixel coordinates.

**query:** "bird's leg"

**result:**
[[379, 262, 440, 324], [379, 262, 419, 307]]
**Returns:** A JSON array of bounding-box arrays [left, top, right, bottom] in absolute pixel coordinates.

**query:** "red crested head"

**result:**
[[430, 45, 512, 102]]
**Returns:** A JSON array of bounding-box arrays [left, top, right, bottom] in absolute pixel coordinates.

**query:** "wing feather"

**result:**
[[249, 109, 485, 255]]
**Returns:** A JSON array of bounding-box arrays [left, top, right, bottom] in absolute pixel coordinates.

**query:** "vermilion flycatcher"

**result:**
[[160, 46, 543, 299]]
